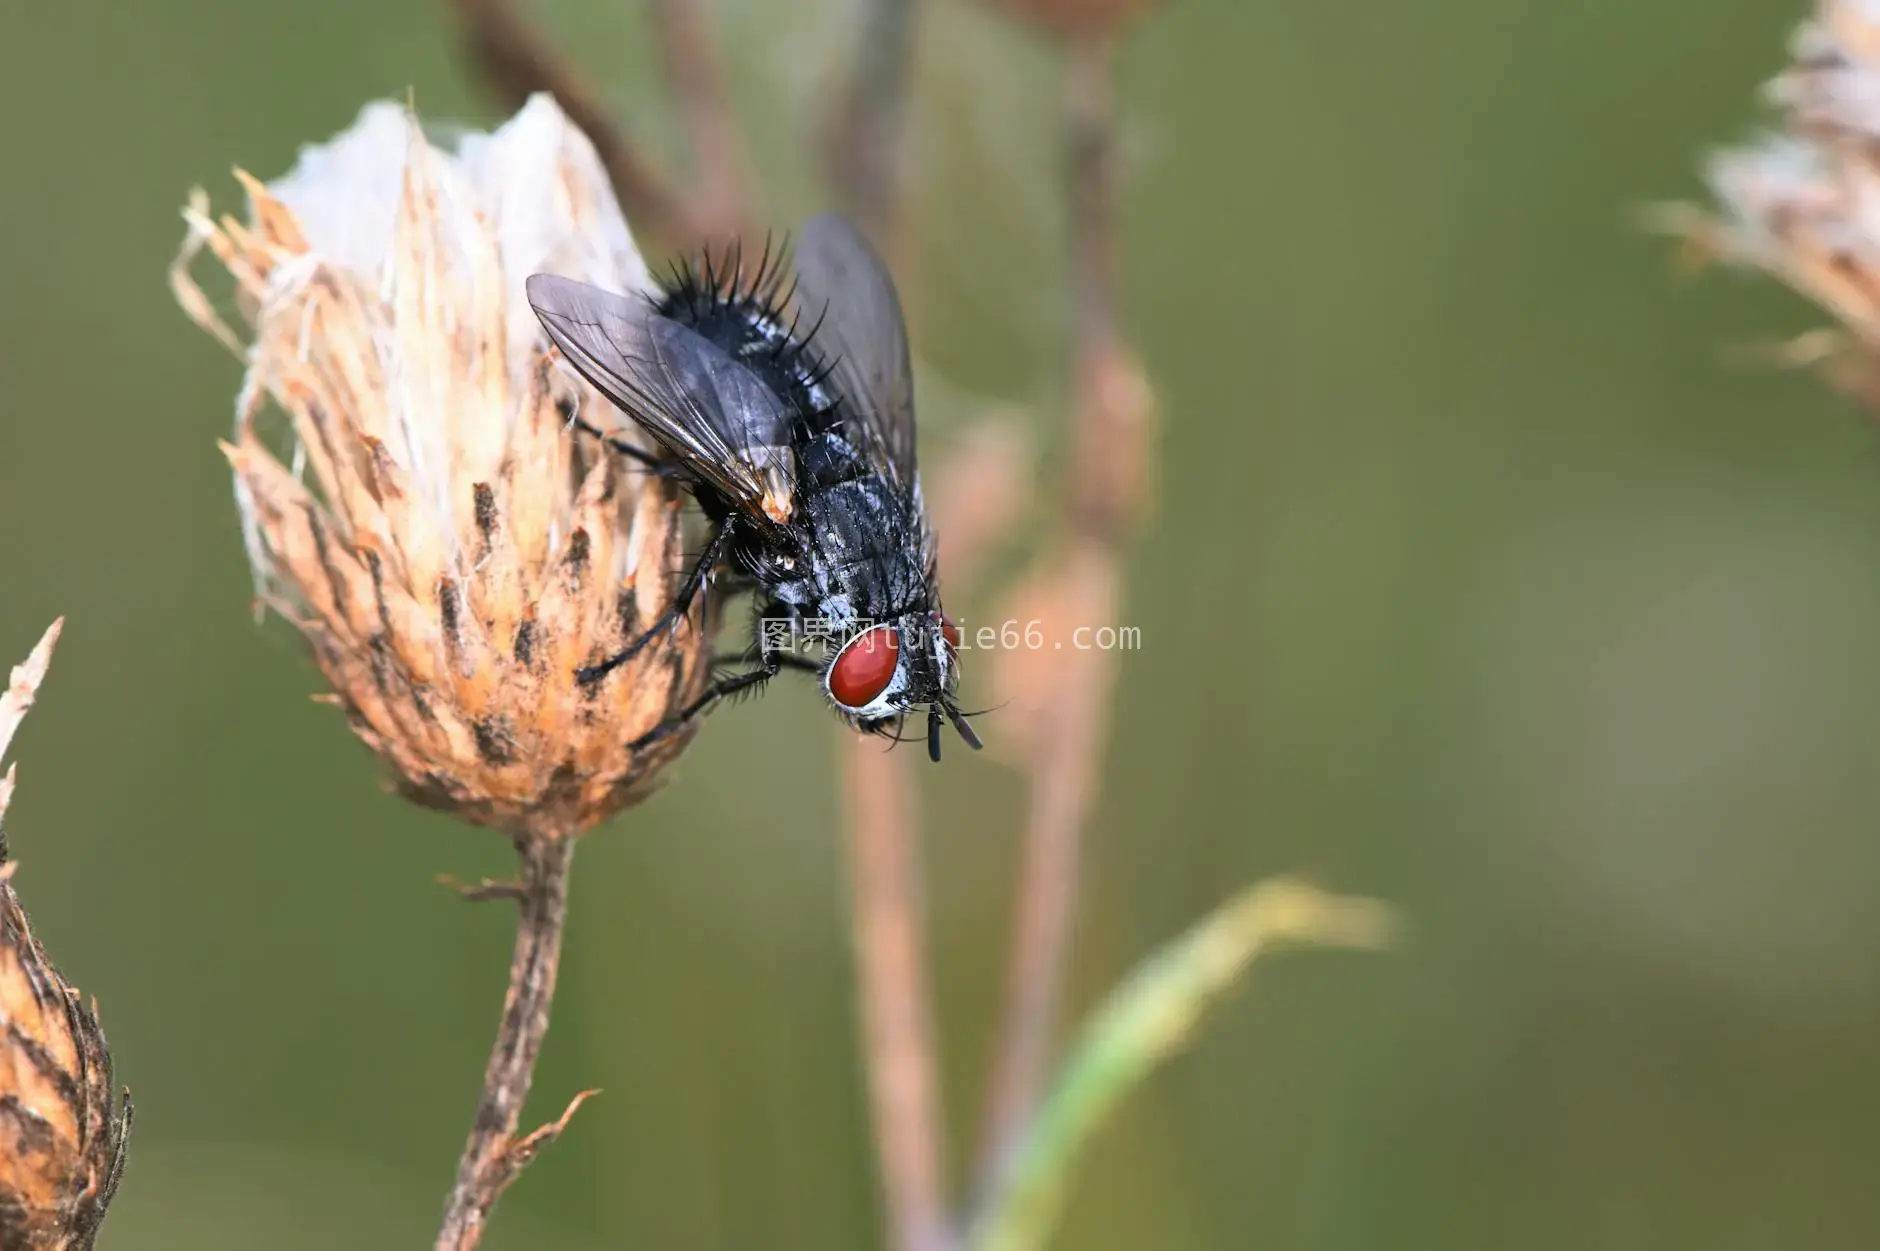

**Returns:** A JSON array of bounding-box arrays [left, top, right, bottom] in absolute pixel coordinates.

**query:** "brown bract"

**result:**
[[0, 876, 129, 1251], [172, 97, 716, 838], [0, 623, 130, 1251]]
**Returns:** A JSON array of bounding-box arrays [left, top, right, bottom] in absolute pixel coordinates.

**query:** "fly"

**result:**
[[526, 213, 982, 762]]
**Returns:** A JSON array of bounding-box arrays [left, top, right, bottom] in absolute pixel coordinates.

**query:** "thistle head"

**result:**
[[173, 97, 715, 838], [0, 622, 131, 1251]]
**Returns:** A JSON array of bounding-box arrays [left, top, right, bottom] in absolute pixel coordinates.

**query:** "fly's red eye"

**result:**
[[932, 611, 961, 651], [829, 625, 900, 709]]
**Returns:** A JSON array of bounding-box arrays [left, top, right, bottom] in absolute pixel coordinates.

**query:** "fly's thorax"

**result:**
[[797, 428, 867, 489], [656, 264, 837, 428], [803, 478, 932, 619]]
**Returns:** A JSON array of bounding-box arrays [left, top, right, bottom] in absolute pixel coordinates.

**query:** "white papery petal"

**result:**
[[250, 94, 656, 560]]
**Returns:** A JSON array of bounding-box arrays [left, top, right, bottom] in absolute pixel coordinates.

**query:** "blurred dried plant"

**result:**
[[172, 94, 714, 1248], [1662, 0, 1880, 404], [0, 622, 132, 1251]]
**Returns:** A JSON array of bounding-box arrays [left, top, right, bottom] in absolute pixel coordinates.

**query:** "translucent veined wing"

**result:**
[[791, 214, 918, 486], [527, 274, 797, 526]]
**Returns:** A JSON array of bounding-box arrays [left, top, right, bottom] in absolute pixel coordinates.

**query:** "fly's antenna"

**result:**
[[945, 701, 984, 752]]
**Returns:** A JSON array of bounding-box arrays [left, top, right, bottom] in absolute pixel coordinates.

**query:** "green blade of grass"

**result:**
[[969, 877, 1396, 1251]]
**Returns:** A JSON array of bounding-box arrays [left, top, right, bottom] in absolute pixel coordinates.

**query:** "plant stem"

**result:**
[[827, 4, 951, 1248], [828, 0, 920, 242], [434, 832, 579, 1251], [443, 0, 689, 244], [649, 0, 747, 239], [841, 741, 953, 1251], [972, 27, 1152, 1213], [971, 551, 1118, 1205]]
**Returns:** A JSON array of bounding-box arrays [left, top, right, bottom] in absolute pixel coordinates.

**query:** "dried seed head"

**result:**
[[0, 623, 131, 1251], [172, 97, 715, 838], [1682, 2, 1880, 349]]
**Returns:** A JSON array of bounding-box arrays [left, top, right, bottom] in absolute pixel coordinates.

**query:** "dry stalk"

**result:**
[[435, 833, 589, 1251], [443, 0, 758, 246], [443, 0, 687, 243], [836, 415, 1034, 1251], [649, 0, 748, 240], [825, 0, 921, 244], [972, 27, 1155, 1210], [840, 742, 952, 1251], [821, 5, 964, 1249]]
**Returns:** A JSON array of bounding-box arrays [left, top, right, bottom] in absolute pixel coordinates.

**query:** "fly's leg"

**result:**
[[558, 399, 686, 480], [710, 649, 821, 673], [625, 646, 784, 753], [715, 573, 762, 597], [576, 516, 737, 685], [587, 427, 683, 480]]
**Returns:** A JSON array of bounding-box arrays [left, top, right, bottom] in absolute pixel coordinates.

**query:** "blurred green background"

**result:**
[[5, 0, 1880, 1247]]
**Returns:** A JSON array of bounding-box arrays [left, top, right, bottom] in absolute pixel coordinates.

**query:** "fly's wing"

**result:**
[[791, 214, 918, 487], [527, 274, 797, 525]]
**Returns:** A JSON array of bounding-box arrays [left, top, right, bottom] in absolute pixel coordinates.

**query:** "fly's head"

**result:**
[[823, 610, 981, 761]]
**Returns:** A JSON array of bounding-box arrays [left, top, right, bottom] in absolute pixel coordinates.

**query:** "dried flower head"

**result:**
[[0, 622, 131, 1251], [1674, 0, 1880, 396], [172, 96, 715, 838]]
